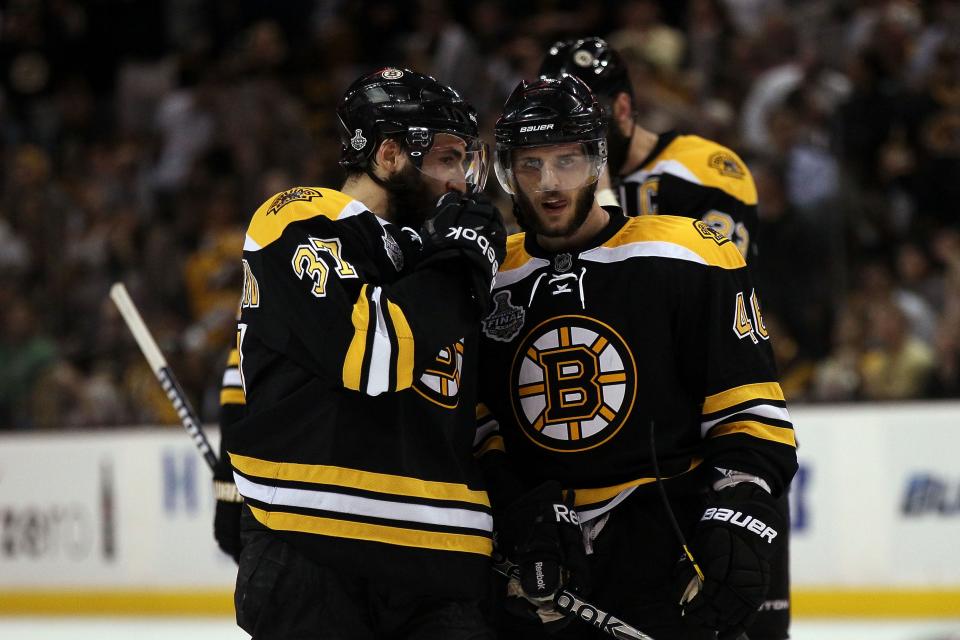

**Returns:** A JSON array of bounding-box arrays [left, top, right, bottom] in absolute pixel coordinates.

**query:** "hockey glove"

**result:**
[[420, 191, 506, 314], [677, 483, 784, 639], [497, 481, 590, 628], [213, 453, 243, 563]]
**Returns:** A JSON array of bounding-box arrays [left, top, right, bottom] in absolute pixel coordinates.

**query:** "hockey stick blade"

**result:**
[[491, 557, 655, 640], [110, 282, 218, 470]]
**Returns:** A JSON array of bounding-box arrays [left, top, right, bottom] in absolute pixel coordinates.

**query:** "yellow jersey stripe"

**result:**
[[703, 382, 785, 415], [248, 505, 492, 556], [226, 349, 240, 366], [597, 216, 745, 270], [342, 285, 371, 391], [219, 387, 246, 406], [475, 434, 505, 457], [231, 453, 490, 506], [573, 457, 703, 507], [707, 420, 796, 447], [386, 299, 414, 391]]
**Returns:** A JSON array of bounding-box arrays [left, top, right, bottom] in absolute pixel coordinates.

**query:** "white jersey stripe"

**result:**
[[495, 257, 551, 289], [366, 287, 391, 395], [623, 158, 702, 186], [580, 241, 707, 266], [700, 404, 793, 437], [222, 368, 243, 388], [473, 418, 500, 446], [235, 473, 493, 532]]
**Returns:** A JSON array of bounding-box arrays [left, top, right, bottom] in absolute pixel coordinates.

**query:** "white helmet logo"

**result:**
[[573, 50, 594, 67], [350, 129, 367, 150], [381, 68, 404, 80]]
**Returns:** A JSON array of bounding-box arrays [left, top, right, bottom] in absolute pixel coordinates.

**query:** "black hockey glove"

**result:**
[[213, 454, 243, 563], [419, 191, 506, 314], [677, 483, 784, 639], [497, 481, 590, 629]]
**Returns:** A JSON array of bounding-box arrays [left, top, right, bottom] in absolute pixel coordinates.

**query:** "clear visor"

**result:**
[[495, 141, 606, 195], [407, 132, 489, 193]]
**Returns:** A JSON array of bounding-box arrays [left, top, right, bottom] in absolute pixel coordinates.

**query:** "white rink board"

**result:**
[[788, 402, 960, 588], [0, 427, 236, 588], [0, 403, 959, 594]]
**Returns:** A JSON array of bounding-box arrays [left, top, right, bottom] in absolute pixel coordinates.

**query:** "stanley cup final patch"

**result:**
[[382, 228, 404, 271], [482, 290, 525, 342], [351, 129, 367, 150]]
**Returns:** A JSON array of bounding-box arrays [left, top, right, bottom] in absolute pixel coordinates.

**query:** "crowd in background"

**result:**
[[1, 0, 959, 430]]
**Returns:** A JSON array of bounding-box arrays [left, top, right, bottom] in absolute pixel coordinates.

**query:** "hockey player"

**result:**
[[540, 37, 758, 261], [475, 75, 797, 640], [227, 68, 506, 639], [539, 38, 792, 640]]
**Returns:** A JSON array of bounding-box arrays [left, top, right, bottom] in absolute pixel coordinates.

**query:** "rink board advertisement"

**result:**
[[1, 405, 960, 616]]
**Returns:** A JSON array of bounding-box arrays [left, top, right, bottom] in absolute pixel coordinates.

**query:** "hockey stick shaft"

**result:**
[[110, 282, 218, 471], [492, 557, 655, 640]]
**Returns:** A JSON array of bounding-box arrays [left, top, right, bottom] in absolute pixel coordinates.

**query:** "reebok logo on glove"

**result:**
[[445, 226, 500, 276], [701, 507, 777, 543]]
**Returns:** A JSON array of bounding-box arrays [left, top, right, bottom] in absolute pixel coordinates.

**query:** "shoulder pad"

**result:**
[[244, 187, 366, 251]]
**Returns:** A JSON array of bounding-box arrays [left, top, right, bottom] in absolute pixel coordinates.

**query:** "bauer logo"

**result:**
[[520, 123, 554, 133], [901, 473, 960, 516]]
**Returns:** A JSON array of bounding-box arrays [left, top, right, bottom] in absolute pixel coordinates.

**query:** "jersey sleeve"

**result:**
[[678, 235, 797, 495], [215, 346, 245, 483], [241, 212, 477, 397], [472, 402, 527, 511]]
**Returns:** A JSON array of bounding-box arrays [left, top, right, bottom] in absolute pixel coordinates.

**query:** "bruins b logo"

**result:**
[[511, 316, 636, 452], [414, 340, 464, 408]]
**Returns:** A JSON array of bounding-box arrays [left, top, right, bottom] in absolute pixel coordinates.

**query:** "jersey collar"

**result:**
[[523, 206, 627, 259]]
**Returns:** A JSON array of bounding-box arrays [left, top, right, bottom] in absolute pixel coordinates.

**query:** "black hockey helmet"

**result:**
[[493, 75, 607, 195], [538, 37, 634, 109], [336, 67, 488, 190]]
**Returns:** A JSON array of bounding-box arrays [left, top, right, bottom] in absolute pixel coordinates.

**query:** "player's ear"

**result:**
[[612, 93, 634, 135], [374, 138, 405, 176]]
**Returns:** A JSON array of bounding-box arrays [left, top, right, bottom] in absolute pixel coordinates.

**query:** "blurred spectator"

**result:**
[[0, 299, 58, 429], [860, 300, 935, 400]]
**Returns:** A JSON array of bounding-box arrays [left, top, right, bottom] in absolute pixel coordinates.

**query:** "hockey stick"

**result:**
[[110, 282, 218, 471], [492, 556, 655, 640]]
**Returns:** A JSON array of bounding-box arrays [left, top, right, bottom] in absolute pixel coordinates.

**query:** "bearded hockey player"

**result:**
[[226, 67, 505, 639], [475, 75, 796, 640], [540, 37, 793, 639]]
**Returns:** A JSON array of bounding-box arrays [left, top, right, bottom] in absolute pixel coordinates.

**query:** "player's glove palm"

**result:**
[[677, 483, 784, 639], [419, 192, 506, 314]]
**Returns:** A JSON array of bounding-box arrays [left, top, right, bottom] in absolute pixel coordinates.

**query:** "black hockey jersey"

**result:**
[[228, 187, 492, 597], [475, 211, 796, 521], [617, 132, 759, 261]]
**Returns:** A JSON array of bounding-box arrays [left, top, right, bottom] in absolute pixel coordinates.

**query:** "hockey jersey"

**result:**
[[228, 187, 492, 597], [475, 210, 796, 521], [617, 131, 759, 261]]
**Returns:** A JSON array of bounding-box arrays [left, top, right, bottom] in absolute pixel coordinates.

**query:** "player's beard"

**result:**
[[384, 162, 435, 228], [606, 118, 633, 177], [514, 182, 597, 238]]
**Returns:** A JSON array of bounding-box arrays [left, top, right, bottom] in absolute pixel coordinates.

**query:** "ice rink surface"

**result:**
[[1, 618, 959, 639]]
